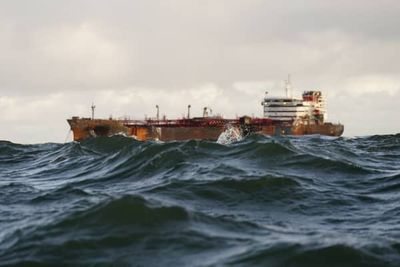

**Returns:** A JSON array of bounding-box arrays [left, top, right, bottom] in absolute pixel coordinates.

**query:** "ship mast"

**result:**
[[285, 74, 292, 98], [91, 103, 96, 120], [156, 105, 159, 120]]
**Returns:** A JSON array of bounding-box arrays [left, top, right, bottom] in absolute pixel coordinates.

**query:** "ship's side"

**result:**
[[67, 117, 229, 142], [67, 117, 130, 141], [67, 116, 343, 142]]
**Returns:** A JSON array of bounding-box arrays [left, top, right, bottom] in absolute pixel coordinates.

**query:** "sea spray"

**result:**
[[217, 124, 243, 145]]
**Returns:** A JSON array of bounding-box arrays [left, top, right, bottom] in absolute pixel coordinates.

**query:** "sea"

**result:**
[[0, 134, 400, 266]]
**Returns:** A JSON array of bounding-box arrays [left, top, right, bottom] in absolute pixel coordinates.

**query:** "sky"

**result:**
[[0, 0, 399, 143]]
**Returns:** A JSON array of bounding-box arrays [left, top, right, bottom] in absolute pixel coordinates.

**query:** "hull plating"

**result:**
[[67, 118, 344, 142]]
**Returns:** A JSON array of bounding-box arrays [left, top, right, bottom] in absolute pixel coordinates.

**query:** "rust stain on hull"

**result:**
[[67, 117, 344, 142]]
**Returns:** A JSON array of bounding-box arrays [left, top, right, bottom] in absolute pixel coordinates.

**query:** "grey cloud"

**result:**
[[0, 0, 399, 142], [1, 0, 400, 94]]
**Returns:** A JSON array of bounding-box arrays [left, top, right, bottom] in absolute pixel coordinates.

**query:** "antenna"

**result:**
[[288, 74, 293, 98], [285, 74, 292, 98], [155, 105, 159, 120], [91, 103, 96, 120], [285, 78, 288, 98], [203, 107, 207, 117]]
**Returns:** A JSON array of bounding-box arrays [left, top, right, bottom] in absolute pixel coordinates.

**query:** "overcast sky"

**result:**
[[0, 0, 399, 143]]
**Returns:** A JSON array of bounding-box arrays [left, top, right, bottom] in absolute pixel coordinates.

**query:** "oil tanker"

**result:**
[[67, 90, 344, 142]]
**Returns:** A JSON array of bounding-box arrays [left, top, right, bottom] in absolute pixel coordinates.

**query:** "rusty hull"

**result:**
[[67, 117, 344, 142], [67, 117, 129, 141], [67, 117, 226, 141]]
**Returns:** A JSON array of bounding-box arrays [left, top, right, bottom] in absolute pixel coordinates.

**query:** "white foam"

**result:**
[[217, 124, 243, 145]]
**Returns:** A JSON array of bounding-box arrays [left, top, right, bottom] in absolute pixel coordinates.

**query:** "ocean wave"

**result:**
[[227, 243, 397, 267], [1, 134, 400, 265]]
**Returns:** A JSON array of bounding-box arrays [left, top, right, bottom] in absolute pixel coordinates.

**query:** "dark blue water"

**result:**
[[1, 134, 400, 266]]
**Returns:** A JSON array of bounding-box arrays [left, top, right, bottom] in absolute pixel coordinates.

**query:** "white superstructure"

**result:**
[[262, 91, 326, 123]]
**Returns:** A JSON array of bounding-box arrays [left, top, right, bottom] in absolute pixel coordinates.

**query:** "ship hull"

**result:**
[[259, 123, 344, 136], [67, 117, 344, 142]]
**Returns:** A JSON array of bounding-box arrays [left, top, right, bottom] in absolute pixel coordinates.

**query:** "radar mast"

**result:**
[[91, 103, 96, 120]]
